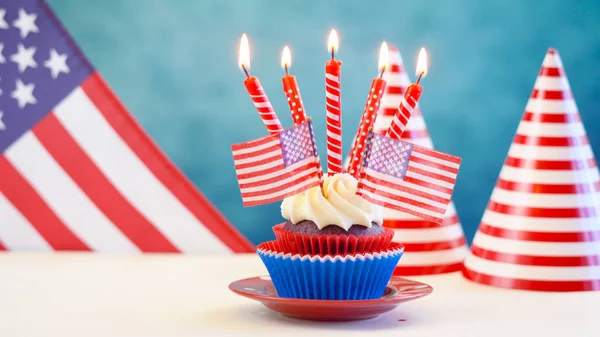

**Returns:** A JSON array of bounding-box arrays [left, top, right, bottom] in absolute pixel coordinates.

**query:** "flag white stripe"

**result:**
[[473, 232, 600, 256], [54, 88, 229, 253], [464, 255, 600, 280], [240, 159, 317, 193], [397, 246, 467, 266], [412, 149, 460, 169], [233, 149, 280, 165], [361, 177, 448, 210], [232, 139, 279, 156], [0, 192, 52, 251], [365, 169, 452, 199], [235, 158, 282, 176], [242, 174, 318, 202], [524, 99, 577, 114], [5, 132, 140, 253], [491, 189, 600, 208], [517, 121, 585, 137], [391, 225, 464, 242], [482, 210, 600, 232], [508, 143, 593, 160], [499, 166, 600, 184]]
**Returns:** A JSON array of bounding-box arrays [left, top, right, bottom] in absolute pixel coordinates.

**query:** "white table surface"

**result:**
[[0, 253, 598, 337]]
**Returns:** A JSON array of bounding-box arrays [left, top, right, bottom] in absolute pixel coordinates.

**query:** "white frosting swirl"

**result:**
[[280, 173, 383, 231]]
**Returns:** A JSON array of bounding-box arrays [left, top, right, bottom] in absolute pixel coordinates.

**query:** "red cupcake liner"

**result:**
[[272, 223, 395, 256]]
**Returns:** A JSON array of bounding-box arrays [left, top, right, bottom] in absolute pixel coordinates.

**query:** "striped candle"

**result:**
[[387, 48, 427, 140], [239, 34, 283, 135], [347, 42, 389, 178], [243, 78, 283, 135], [325, 29, 342, 175]]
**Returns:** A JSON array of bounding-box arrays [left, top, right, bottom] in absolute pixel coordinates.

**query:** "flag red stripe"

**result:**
[[238, 163, 316, 189], [234, 153, 280, 170], [462, 268, 600, 291], [82, 73, 254, 252], [531, 89, 572, 99], [236, 162, 286, 181], [232, 144, 281, 160], [522, 112, 580, 123], [241, 172, 317, 198], [488, 201, 597, 218], [539, 67, 563, 77], [33, 114, 179, 252], [384, 215, 459, 228], [496, 178, 600, 194], [504, 156, 597, 170], [364, 173, 450, 205], [386, 86, 405, 95], [394, 262, 463, 276], [231, 134, 275, 151], [478, 223, 600, 242], [406, 165, 456, 184], [243, 180, 319, 207], [0, 156, 90, 251], [470, 245, 600, 266], [414, 146, 461, 164], [409, 154, 459, 174], [0, 240, 5, 251], [402, 237, 466, 251], [358, 192, 443, 224], [360, 180, 446, 214], [513, 134, 589, 146]]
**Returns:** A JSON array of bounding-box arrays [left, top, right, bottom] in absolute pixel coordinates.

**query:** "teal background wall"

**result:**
[[48, 0, 600, 245]]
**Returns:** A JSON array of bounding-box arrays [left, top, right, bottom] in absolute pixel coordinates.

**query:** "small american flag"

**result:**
[[232, 121, 321, 207], [357, 132, 461, 224], [0, 0, 253, 253]]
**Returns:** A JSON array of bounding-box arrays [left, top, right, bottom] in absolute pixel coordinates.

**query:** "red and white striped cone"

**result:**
[[346, 46, 468, 275], [462, 48, 600, 291]]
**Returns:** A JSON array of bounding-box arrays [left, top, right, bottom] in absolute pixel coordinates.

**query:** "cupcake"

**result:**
[[258, 173, 404, 300]]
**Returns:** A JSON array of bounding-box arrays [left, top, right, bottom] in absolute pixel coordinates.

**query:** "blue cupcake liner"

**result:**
[[257, 241, 404, 300]]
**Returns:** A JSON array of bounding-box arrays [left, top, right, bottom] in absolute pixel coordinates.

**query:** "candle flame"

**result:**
[[378, 41, 389, 71], [328, 29, 339, 53], [416, 48, 428, 77], [238, 33, 250, 69], [281, 45, 292, 69]]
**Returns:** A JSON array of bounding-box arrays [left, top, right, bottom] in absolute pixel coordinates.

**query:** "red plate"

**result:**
[[229, 275, 433, 321]]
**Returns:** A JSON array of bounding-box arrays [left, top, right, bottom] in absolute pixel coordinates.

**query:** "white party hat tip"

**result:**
[[462, 49, 600, 292]]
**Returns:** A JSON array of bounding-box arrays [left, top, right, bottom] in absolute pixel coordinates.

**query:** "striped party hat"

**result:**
[[462, 48, 600, 291], [372, 46, 468, 275]]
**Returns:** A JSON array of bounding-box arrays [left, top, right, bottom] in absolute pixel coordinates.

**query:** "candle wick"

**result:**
[[379, 65, 387, 79], [416, 72, 424, 85], [285, 64, 289, 76], [241, 64, 250, 79], [331, 48, 335, 60]]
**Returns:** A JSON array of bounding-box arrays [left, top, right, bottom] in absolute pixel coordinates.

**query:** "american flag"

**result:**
[[0, 0, 253, 253], [357, 132, 461, 224], [232, 120, 321, 207]]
